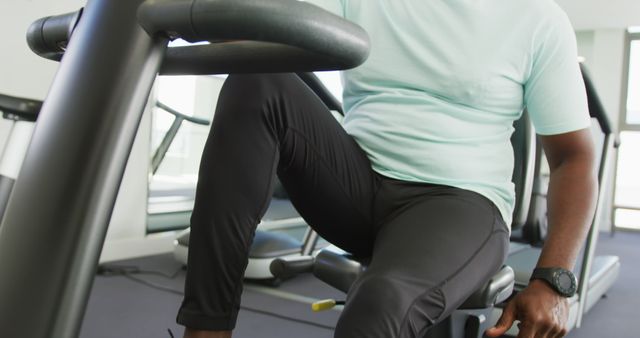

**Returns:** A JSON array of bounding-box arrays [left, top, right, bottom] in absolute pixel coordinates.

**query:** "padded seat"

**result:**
[[291, 249, 515, 310]]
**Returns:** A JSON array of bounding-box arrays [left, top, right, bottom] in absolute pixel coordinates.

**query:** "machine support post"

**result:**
[[575, 134, 614, 327], [0, 0, 167, 336]]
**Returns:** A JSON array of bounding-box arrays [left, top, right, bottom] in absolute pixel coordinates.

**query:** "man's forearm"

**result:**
[[536, 156, 598, 270]]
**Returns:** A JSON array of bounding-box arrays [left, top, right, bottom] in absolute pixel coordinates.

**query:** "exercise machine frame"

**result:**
[[0, 1, 369, 337]]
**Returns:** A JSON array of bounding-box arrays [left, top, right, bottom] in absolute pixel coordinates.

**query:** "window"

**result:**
[[613, 31, 640, 230], [625, 40, 640, 124], [147, 75, 224, 233]]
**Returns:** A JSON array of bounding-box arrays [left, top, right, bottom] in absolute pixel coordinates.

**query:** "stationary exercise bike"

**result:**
[[0, 93, 41, 221], [0, 1, 371, 337]]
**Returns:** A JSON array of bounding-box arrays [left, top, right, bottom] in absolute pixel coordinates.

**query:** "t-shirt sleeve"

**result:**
[[301, 0, 344, 17], [524, 8, 591, 136]]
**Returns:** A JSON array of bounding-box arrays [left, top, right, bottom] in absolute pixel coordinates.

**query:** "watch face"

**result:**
[[553, 270, 577, 297]]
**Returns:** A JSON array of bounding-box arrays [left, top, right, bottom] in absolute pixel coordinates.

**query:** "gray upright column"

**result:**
[[0, 0, 167, 337]]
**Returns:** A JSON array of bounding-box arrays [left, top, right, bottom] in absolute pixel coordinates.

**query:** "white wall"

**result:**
[[575, 29, 627, 231], [576, 29, 626, 135], [0, 120, 13, 157], [0, 0, 85, 99], [556, 0, 640, 30]]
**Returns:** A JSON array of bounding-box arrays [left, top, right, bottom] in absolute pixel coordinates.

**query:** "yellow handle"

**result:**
[[312, 299, 337, 312]]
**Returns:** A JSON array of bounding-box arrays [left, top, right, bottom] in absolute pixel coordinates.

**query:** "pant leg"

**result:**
[[335, 180, 510, 338], [177, 73, 379, 331]]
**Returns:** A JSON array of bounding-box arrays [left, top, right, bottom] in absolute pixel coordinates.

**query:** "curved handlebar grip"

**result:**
[[26, 10, 83, 61], [580, 64, 613, 136], [139, 0, 370, 74]]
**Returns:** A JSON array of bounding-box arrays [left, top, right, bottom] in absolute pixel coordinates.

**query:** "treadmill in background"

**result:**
[[0, 94, 41, 221]]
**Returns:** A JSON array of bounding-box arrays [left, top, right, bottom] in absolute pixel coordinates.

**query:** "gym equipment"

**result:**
[[498, 64, 621, 335], [0, 94, 41, 221], [173, 195, 315, 282], [269, 78, 539, 338], [0, 1, 369, 337], [151, 101, 211, 175], [147, 101, 211, 233]]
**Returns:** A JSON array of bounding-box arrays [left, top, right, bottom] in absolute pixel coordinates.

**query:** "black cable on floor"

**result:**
[[98, 264, 183, 279], [98, 264, 336, 331], [121, 273, 185, 296]]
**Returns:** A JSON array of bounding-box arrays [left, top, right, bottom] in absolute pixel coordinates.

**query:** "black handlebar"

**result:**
[[151, 101, 211, 174], [155, 101, 210, 125], [27, 0, 370, 74], [26, 9, 83, 62], [141, 0, 370, 74], [0, 93, 43, 122], [580, 64, 615, 136]]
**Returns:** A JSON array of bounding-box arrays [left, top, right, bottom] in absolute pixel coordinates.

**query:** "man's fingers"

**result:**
[[485, 302, 516, 337], [550, 321, 568, 338], [515, 321, 536, 338]]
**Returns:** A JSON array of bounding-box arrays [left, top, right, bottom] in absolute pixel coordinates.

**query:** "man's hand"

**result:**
[[485, 128, 596, 337], [486, 280, 570, 338]]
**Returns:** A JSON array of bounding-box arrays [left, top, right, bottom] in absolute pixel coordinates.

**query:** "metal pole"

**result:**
[[575, 135, 614, 328], [151, 115, 184, 174], [301, 229, 320, 256], [0, 0, 167, 337]]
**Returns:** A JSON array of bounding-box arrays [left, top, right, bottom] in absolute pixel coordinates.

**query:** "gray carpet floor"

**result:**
[[80, 231, 640, 338], [81, 254, 342, 338]]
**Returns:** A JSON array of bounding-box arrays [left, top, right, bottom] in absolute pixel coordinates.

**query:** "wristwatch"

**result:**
[[530, 267, 578, 298]]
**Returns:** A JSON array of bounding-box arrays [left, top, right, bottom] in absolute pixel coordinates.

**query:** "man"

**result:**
[[178, 1, 597, 337]]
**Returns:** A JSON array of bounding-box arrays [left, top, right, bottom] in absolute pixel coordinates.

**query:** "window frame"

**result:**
[[612, 31, 640, 231], [620, 32, 640, 131]]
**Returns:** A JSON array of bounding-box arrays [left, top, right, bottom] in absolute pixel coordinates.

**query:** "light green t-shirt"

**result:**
[[305, 0, 591, 226]]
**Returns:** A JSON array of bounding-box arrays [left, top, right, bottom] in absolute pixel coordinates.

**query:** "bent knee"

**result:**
[[216, 73, 299, 130], [222, 73, 297, 101], [336, 273, 446, 337]]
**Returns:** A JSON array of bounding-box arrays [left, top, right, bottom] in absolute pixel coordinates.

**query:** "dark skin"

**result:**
[[486, 127, 598, 338], [184, 129, 597, 338]]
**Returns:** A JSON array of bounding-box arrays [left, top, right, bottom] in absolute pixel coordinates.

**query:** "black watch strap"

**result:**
[[530, 267, 577, 298]]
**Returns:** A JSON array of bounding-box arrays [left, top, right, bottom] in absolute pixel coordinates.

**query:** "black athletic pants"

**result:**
[[177, 73, 510, 337]]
